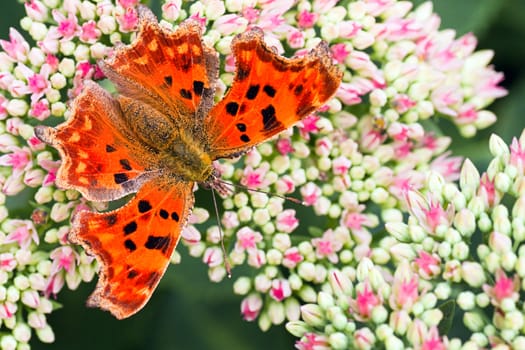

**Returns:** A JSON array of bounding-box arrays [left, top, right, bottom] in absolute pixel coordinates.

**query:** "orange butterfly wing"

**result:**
[[100, 6, 218, 123], [35, 82, 152, 202], [205, 29, 342, 159], [69, 178, 194, 319]]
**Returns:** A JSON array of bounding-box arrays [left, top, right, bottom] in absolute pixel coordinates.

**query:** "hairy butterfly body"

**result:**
[[35, 5, 342, 319]]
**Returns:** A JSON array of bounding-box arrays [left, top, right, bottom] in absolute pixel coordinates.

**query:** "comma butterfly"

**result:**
[[35, 6, 342, 319]]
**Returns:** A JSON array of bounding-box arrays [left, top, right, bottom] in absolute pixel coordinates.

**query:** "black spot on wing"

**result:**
[[123, 221, 137, 235], [138, 200, 152, 213], [124, 239, 136, 252], [105, 144, 116, 153], [114, 173, 128, 184], [226, 102, 239, 116], [171, 212, 179, 222], [180, 89, 192, 99], [164, 76, 172, 86], [261, 104, 283, 132], [236, 123, 246, 132], [145, 235, 171, 253], [193, 81, 204, 96], [105, 214, 117, 226], [246, 85, 260, 100], [263, 84, 276, 97], [237, 66, 250, 81], [159, 209, 169, 219], [240, 134, 250, 143], [119, 159, 132, 171], [294, 84, 303, 96]]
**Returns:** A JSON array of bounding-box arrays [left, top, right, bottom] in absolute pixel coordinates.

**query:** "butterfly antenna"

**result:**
[[216, 178, 305, 205], [211, 187, 232, 278]]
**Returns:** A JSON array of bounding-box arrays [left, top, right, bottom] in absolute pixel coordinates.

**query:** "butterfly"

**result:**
[[35, 5, 342, 319]]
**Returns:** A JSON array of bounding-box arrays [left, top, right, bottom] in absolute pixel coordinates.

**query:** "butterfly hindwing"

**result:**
[[205, 29, 342, 159], [35, 82, 153, 202], [100, 6, 218, 124], [69, 178, 194, 319]]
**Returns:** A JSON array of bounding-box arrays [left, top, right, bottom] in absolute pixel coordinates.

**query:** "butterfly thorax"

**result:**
[[163, 130, 213, 182], [119, 95, 213, 182]]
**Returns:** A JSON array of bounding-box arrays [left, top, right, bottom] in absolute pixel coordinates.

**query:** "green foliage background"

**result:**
[[1, 0, 524, 349]]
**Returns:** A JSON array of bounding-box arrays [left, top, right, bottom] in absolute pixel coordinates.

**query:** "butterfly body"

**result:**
[[118, 89, 214, 184], [35, 5, 342, 319]]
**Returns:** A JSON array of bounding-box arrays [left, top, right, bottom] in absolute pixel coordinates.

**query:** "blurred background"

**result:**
[[1, 0, 525, 349]]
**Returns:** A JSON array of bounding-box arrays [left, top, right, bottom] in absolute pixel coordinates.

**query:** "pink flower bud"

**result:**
[[269, 279, 292, 302], [240, 294, 262, 321], [203, 247, 223, 267], [328, 269, 353, 296], [276, 209, 299, 233], [0, 28, 29, 61], [247, 249, 266, 268], [21, 290, 40, 308], [282, 247, 303, 269], [0, 301, 17, 319], [25, 0, 48, 21]]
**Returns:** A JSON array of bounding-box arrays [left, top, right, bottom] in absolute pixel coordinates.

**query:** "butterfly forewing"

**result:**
[[35, 82, 153, 202], [100, 6, 218, 124], [205, 29, 342, 159]]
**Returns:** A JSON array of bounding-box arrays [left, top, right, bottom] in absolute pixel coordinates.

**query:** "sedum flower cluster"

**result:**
[[0, 0, 514, 348], [286, 132, 525, 349]]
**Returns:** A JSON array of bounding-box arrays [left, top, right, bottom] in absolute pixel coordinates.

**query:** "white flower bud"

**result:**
[[216, 36, 233, 55], [6, 286, 20, 303], [233, 276, 251, 295], [461, 262, 486, 287], [0, 335, 17, 350], [268, 301, 285, 325], [59, 41, 75, 56], [13, 323, 31, 342], [36, 325, 54, 343], [28, 274, 46, 291], [34, 187, 53, 204], [204, 0, 225, 20], [298, 262, 316, 281], [489, 134, 509, 157], [370, 89, 387, 107], [98, 15, 116, 34], [27, 312, 46, 329], [51, 101, 66, 116], [272, 233, 291, 252], [21, 290, 40, 309], [29, 22, 48, 41], [13, 275, 29, 290], [28, 48, 45, 67], [88, 42, 106, 59], [58, 58, 75, 77], [74, 44, 90, 62], [6, 99, 28, 117]]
